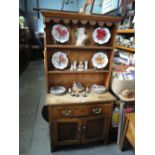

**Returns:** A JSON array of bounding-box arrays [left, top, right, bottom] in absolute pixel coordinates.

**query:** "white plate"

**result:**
[[51, 52, 68, 69], [52, 24, 69, 43], [50, 86, 66, 95], [92, 52, 108, 69], [92, 27, 111, 44]]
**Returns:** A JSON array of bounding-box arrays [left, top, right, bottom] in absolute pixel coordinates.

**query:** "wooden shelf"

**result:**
[[115, 45, 135, 52], [48, 69, 110, 74], [112, 65, 130, 71], [46, 45, 112, 50], [117, 29, 135, 34]]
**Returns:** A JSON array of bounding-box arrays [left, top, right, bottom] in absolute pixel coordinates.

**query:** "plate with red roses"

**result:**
[[92, 27, 111, 44], [52, 24, 69, 43]]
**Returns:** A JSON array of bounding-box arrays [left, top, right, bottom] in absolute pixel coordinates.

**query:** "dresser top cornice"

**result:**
[[41, 10, 122, 23]]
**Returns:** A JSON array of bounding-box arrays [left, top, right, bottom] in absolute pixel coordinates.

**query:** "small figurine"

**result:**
[[72, 81, 84, 93], [75, 28, 88, 46], [75, 93, 80, 97], [73, 60, 77, 70], [85, 87, 90, 94], [70, 64, 74, 71], [84, 60, 88, 70], [82, 91, 87, 97], [68, 88, 72, 94], [77, 61, 84, 71], [71, 91, 75, 96]]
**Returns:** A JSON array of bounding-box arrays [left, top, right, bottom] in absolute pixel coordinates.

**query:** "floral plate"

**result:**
[[52, 24, 69, 43], [92, 52, 108, 69], [92, 27, 111, 44], [51, 51, 68, 69]]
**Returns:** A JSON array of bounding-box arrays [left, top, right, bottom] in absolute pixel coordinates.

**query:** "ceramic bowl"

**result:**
[[50, 86, 66, 95], [91, 84, 106, 94]]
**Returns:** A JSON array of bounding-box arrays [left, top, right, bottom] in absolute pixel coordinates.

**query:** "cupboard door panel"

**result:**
[[82, 115, 106, 143], [53, 118, 82, 146]]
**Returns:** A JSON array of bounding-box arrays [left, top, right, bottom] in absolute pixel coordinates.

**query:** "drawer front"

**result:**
[[49, 103, 113, 119]]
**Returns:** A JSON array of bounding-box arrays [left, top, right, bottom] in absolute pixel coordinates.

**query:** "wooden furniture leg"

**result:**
[[120, 113, 135, 151]]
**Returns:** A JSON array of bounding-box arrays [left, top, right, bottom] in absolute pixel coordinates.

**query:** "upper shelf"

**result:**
[[46, 45, 112, 50], [117, 29, 135, 34], [115, 45, 135, 52]]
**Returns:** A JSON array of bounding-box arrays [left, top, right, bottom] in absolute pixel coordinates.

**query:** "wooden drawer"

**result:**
[[49, 103, 113, 119]]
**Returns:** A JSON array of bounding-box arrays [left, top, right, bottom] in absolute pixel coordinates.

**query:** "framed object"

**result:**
[[101, 0, 120, 14]]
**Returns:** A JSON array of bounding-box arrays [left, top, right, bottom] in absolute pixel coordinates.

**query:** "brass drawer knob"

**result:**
[[92, 107, 102, 114], [62, 109, 72, 116]]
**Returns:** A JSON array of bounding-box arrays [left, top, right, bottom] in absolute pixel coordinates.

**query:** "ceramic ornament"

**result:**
[[75, 28, 88, 46]]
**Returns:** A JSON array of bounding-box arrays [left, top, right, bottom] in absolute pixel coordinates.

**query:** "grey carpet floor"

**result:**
[[19, 60, 134, 155]]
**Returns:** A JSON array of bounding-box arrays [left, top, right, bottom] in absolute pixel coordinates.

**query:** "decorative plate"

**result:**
[[52, 24, 69, 43], [51, 52, 68, 69], [92, 52, 108, 69], [91, 84, 106, 94], [50, 86, 66, 95], [92, 27, 111, 44]]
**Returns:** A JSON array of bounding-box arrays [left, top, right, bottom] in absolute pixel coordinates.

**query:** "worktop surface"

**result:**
[[45, 91, 116, 106]]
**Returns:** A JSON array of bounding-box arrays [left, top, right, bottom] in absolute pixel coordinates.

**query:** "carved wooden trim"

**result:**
[[106, 22, 113, 27], [89, 21, 97, 26], [45, 17, 51, 23], [72, 19, 78, 24], [63, 19, 70, 24], [52, 17, 61, 23], [81, 20, 88, 25], [98, 22, 104, 27]]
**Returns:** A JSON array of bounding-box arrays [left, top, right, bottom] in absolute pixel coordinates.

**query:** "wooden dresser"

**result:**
[[41, 10, 121, 151]]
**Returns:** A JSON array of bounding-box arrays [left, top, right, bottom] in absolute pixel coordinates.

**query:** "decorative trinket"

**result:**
[[72, 81, 84, 93], [84, 60, 88, 70], [85, 87, 90, 94], [77, 61, 84, 71], [68, 88, 72, 94], [75, 93, 80, 97], [71, 91, 75, 96], [73, 60, 77, 70], [75, 28, 88, 46], [82, 91, 87, 97], [70, 64, 74, 71]]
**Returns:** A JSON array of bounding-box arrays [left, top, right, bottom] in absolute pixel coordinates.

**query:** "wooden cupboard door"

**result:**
[[53, 118, 82, 146], [81, 115, 106, 143]]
